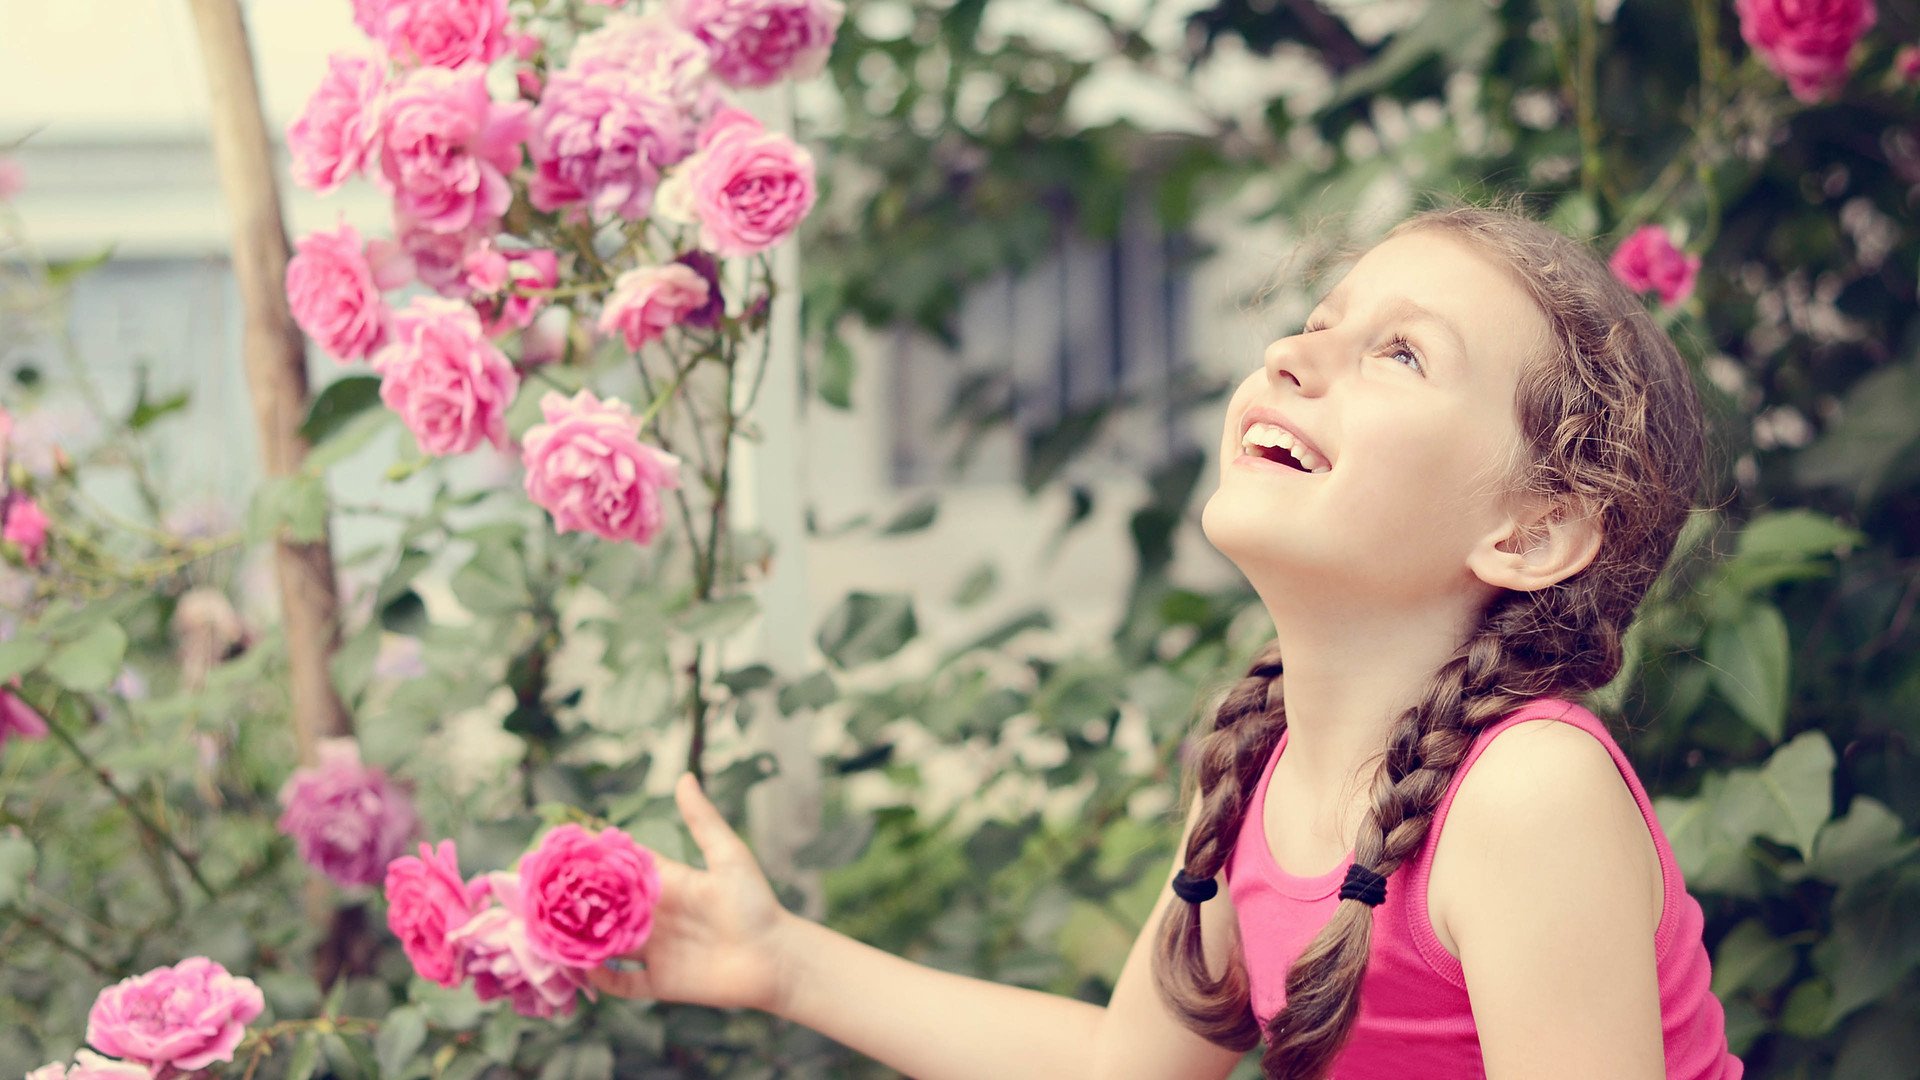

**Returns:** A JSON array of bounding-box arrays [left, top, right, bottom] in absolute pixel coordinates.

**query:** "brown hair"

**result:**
[[1151, 200, 1706, 1076]]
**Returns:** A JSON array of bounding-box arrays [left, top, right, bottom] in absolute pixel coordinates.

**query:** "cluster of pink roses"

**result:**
[[383, 824, 662, 1019], [276, 737, 420, 888], [283, 0, 834, 547], [29, 958, 265, 1079]]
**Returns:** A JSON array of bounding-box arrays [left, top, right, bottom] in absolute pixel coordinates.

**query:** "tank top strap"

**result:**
[[1405, 697, 1687, 987]]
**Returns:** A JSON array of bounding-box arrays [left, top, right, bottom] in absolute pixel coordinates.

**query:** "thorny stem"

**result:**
[[0, 902, 116, 976]]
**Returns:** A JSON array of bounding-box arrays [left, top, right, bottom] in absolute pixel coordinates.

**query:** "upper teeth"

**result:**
[[1242, 422, 1329, 473]]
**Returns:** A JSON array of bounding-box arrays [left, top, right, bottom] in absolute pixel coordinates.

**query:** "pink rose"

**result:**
[[351, 0, 387, 36], [571, 14, 721, 121], [85, 958, 264, 1073], [371, 298, 521, 455], [682, 113, 817, 256], [474, 247, 560, 336], [287, 223, 402, 363], [527, 65, 695, 220], [384, 839, 485, 986], [1735, 0, 1876, 103], [395, 214, 483, 296], [669, 0, 843, 88], [377, 66, 529, 236], [276, 737, 419, 888], [516, 824, 662, 967], [1897, 45, 1920, 84], [448, 873, 592, 1018], [370, 0, 510, 69], [26, 1051, 154, 1080], [288, 53, 386, 194], [1, 684, 49, 749], [1609, 225, 1700, 307], [521, 390, 682, 544], [0, 157, 23, 201], [3, 494, 49, 567], [598, 263, 711, 351]]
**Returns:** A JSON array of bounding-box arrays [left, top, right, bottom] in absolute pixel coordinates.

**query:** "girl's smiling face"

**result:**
[[1201, 229, 1557, 607]]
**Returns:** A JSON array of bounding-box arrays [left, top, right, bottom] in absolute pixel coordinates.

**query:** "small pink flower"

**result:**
[[377, 66, 529, 236], [1896, 44, 1920, 84], [475, 248, 560, 336], [395, 214, 483, 297], [1609, 225, 1701, 307], [0, 157, 24, 201], [448, 873, 592, 1018], [287, 53, 386, 194], [27, 1051, 154, 1080], [527, 64, 695, 220], [1, 684, 49, 748], [462, 240, 510, 293], [516, 824, 662, 968], [669, 0, 843, 88], [384, 840, 485, 987], [598, 263, 711, 351], [371, 298, 521, 456], [522, 390, 682, 544], [681, 112, 817, 256], [3, 494, 49, 567], [287, 223, 396, 363], [86, 957, 264, 1074], [277, 737, 420, 888], [370, 0, 510, 69], [1735, 0, 1876, 103]]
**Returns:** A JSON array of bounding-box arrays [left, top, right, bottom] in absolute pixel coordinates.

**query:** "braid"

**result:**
[[1152, 641, 1286, 1048]]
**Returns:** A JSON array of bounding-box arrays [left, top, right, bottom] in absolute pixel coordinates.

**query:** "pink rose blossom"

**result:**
[[2, 684, 49, 748], [1896, 45, 1920, 84], [521, 390, 682, 544], [377, 66, 529, 236], [396, 214, 483, 296], [85, 958, 264, 1074], [3, 494, 49, 567], [26, 1051, 154, 1080], [1609, 225, 1700, 307], [571, 14, 721, 121], [1735, 0, 1876, 103], [474, 248, 560, 336], [682, 112, 817, 256], [669, 0, 844, 88], [385, 840, 485, 986], [276, 737, 420, 888], [24, 1062, 64, 1080], [516, 824, 662, 967], [598, 263, 711, 351], [448, 873, 592, 1018], [371, 298, 521, 455], [370, 0, 510, 69], [287, 223, 399, 363], [0, 157, 23, 201], [527, 65, 695, 220], [462, 240, 510, 293], [287, 53, 386, 194], [351, 0, 387, 36]]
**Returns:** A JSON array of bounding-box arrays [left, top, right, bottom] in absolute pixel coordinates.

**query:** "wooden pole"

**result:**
[[186, 0, 363, 984]]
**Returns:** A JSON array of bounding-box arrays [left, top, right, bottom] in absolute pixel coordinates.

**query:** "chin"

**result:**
[[1200, 487, 1312, 575]]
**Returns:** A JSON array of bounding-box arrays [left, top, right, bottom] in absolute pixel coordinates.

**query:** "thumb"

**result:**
[[675, 772, 750, 868]]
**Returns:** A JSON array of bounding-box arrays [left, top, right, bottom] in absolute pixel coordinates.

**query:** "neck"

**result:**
[[1252, 579, 1485, 807]]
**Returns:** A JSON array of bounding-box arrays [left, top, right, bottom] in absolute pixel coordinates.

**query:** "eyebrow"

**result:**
[[1313, 286, 1469, 361]]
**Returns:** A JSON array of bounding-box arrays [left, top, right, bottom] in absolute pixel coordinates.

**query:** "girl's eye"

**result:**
[[1299, 321, 1426, 376]]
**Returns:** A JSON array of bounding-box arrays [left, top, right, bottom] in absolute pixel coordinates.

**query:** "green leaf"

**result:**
[[126, 368, 190, 431], [538, 1042, 613, 1080], [818, 333, 855, 409], [450, 539, 531, 617], [0, 637, 50, 683], [44, 244, 115, 288], [777, 670, 838, 715], [1794, 361, 1920, 506], [1818, 865, 1920, 1027], [1710, 918, 1795, 1000], [302, 375, 385, 444], [1022, 404, 1109, 494], [46, 621, 128, 692], [1655, 732, 1835, 891], [284, 1033, 321, 1080], [0, 833, 37, 907], [674, 595, 760, 640], [247, 474, 332, 544], [880, 495, 939, 535], [1704, 600, 1790, 741], [817, 592, 918, 669], [1734, 510, 1864, 561], [1805, 797, 1919, 887], [375, 1004, 429, 1077], [953, 561, 997, 607]]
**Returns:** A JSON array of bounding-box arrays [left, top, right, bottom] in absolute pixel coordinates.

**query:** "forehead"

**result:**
[[1322, 230, 1551, 377]]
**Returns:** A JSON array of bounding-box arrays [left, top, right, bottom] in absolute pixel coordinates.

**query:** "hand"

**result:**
[[586, 773, 795, 1014]]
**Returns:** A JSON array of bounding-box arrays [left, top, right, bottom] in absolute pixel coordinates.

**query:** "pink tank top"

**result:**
[[1222, 697, 1743, 1079]]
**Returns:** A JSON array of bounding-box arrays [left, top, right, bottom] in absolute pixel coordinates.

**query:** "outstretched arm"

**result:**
[[590, 776, 1247, 1080]]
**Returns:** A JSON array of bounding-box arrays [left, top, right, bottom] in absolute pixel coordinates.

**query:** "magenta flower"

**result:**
[[85, 958, 264, 1074], [1735, 0, 1876, 103], [287, 223, 404, 363], [287, 53, 386, 194], [376, 66, 529, 237], [369, 0, 510, 70], [598, 263, 711, 351], [2, 494, 49, 567], [1, 683, 49, 749], [516, 824, 662, 967], [521, 390, 682, 545], [527, 65, 694, 220], [448, 873, 592, 1018], [276, 737, 420, 888], [669, 0, 844, 88], [1609, 225, 1700, 307], [26, 1051, 154, 1080], [385, 839, 486, 987], [371, 297, 521, 456], [680, 110, 817, 256]]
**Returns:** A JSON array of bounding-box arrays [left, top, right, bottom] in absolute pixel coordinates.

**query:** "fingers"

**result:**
[[586, 961, 654, 1000], [675, 772, 751, 868]]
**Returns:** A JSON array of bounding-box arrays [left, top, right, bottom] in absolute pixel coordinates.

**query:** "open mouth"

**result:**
[[1240, 421, 1329, 473]]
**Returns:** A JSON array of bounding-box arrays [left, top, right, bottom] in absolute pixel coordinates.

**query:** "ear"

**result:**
[[1467, 498, 1603, 593]]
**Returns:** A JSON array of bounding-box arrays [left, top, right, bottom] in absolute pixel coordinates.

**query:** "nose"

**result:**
[[1262, 329, 1328, 396]]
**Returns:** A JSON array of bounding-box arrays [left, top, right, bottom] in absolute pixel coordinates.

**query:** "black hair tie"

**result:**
[[1338, 864, 1388, 907], [1171, 870, 1217, 904]]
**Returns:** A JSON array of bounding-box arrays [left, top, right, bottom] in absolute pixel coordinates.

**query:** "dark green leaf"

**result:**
[[819, 333, 855, 409], [302, 375, 385, 445], [675, 595, 760, 640], [375, 1005, 429, 1077], [880, 495, 939, 535], [817, 592, 918, 669], [1704, 600, 1789, 741], [777, 670, 838, 714]]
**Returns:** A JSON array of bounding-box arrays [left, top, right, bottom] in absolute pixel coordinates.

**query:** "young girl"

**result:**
[[589, 204, 1743, 1079]]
